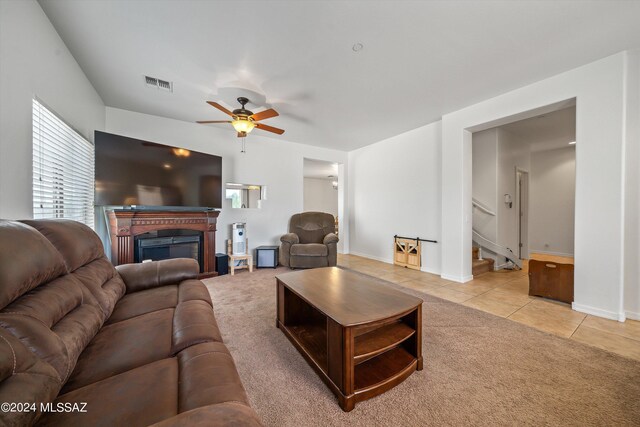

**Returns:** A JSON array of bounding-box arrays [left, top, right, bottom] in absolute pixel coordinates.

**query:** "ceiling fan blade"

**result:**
[[255, 123, 285, 135], [206, 101, 234, 117], [196, 120, 232, 124], [251, 108, 279, 122]]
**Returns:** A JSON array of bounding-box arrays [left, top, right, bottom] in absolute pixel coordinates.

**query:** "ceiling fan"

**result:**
[[197, 97, 285, 137]]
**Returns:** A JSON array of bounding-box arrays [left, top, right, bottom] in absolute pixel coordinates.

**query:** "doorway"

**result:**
[[516, 169, 529, 259], [302, 158, 341, 250]]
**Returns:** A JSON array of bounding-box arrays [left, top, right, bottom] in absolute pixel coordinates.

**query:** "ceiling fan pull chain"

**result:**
[[241, 136, 246, 153]]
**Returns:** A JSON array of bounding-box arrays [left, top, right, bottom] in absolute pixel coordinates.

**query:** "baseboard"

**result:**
[[530, 250, 574, 257], [572, 303, 625, 322], [420, 266, 441, 275], [348, 251, 393, 265], [441, 274, 473, 283], [625, 311, 640, 321], [348, 251, 441, 276]]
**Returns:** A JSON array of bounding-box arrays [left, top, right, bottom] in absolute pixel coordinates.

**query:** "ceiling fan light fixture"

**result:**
[[232, 117, 255, 134]]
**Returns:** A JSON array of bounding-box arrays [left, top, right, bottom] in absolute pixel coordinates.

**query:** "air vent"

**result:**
[[144, 75, 173, 92], [157, 79, 172, 91]]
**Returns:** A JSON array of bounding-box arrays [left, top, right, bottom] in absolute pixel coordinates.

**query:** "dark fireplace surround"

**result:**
[[106, 209, 219, 278]]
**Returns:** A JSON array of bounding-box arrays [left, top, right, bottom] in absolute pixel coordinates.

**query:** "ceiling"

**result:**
[[500, 106, 576, 152], [39, 1, 640, 151], [303, 159, 338, 180]]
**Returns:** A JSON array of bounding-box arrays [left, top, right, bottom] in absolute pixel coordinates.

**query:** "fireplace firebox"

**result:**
[[134, 230, 204, 273]]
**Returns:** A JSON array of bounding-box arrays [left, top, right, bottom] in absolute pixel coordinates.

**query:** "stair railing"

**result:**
[[472, 198, 496, 216], [472, 228, 522, 269], [471, 198, 521, 268]]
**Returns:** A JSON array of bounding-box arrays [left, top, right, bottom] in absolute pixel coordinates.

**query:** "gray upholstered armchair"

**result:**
[[280, 212, 339, 269]]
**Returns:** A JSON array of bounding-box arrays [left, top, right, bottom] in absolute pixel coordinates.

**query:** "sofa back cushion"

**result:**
[[0, 221, 67, 310], [289, 212, 335, 244], [20, 220, 126, 320], [0, 220, 125, 384]]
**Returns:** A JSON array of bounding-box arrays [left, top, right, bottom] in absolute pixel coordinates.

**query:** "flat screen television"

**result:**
[[94, 131, 222, 209]]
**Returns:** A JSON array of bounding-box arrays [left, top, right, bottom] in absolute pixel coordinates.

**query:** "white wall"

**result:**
[[303, 178, 338, 217], [348, 121, 441, 274], [105, 108, 348, 256], [471, 128, 498, 264], [442, 52, 630, 320], [529, 146, 576, 256], [0, 0, 105, 219], [624, 49, 640, 320]]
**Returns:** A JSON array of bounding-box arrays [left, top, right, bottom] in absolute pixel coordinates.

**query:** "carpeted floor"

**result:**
[[203, 267, 640, 426]]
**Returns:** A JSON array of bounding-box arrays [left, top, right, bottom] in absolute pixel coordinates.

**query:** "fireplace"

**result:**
[[134, 230, 204, 273], [106, 209, 219, 278]]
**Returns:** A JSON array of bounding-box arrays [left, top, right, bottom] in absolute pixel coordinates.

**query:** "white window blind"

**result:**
[[32, 99, 95, 228]]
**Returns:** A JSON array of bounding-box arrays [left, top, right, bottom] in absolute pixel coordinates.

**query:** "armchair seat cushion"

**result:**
[[291, 243, 328, 257]]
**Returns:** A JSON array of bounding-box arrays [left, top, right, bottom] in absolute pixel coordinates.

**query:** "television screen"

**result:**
[[94, 131, 222, 209]]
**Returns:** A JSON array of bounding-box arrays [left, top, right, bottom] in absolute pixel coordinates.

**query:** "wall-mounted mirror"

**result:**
[[225, 183, 266, 209]]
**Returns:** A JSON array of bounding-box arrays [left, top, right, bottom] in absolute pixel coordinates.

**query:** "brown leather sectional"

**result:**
[[0, 219, 262, 426]]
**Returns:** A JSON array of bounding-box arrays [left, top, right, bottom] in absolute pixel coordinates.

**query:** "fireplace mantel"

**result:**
[[106, 209, 220, 278]]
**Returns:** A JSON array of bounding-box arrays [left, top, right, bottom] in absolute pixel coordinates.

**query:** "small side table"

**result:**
[[228, 254, 253, 276], [227, 239, 253, 276], [256, 245, 279, 268]]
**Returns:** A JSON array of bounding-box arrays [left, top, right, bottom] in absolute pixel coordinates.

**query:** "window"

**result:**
[[32, 99, 95, 227]]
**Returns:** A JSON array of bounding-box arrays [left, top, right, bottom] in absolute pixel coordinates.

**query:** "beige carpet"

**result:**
[[203, 267, 640, 426]]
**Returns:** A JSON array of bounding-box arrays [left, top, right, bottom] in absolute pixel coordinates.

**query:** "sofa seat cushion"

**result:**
[[63, 299, 224, 393], [38, 343, 257, 427], [38, 358, 179, 427], [107, 281, 213, 325], [62, 308, 175, 393], [290, 243, 328, 257]]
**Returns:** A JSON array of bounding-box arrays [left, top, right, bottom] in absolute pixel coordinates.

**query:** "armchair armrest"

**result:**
[[280, 233, 299, 244], [116, 258, 199, 294], [323, 233, 339, 245]]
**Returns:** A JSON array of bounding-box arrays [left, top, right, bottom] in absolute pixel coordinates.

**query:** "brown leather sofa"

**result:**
[[279, 212, 338, 269], [0, 219, 262, 427]]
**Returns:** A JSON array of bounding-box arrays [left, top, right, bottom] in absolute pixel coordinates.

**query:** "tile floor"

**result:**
[[337, 254, 640, 361]]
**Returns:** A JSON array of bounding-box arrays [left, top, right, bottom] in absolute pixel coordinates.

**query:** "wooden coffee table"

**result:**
[[276, 267, 423, 411]]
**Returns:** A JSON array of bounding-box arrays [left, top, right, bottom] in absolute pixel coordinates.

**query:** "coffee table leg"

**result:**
[[415, 305, 423, 371], [339, 394, 355, 412]]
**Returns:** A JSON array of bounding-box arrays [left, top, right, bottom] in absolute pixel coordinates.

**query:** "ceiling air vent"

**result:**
[[144, 75, 173, 92]]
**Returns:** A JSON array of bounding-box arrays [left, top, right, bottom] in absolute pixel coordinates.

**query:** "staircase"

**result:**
[[472, 246, 494, 276]]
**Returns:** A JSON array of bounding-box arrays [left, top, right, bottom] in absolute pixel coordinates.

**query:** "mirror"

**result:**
[[225, 183, 266, 209]]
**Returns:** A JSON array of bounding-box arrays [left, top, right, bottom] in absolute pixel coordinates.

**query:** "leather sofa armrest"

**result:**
[[116, 258, 199, 294], [323, 233, 339, 245], [280, 233, 299, 244], [149, 402, 263, 427]]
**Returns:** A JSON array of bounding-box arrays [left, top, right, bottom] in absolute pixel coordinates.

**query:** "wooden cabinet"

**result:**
[[528, 259, 574, 303]]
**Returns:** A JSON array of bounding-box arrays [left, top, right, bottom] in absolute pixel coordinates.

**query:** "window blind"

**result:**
[[32, 99, 95, 228]]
